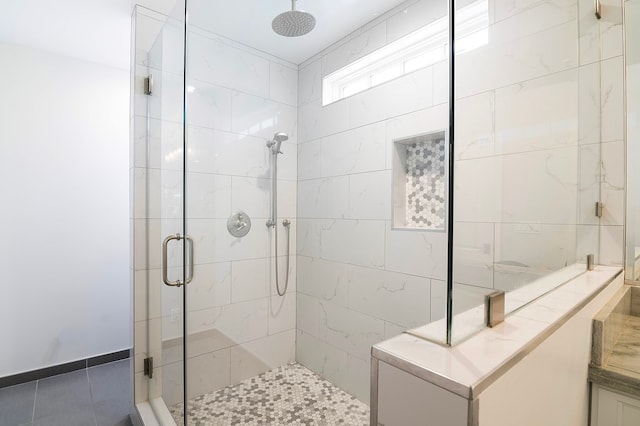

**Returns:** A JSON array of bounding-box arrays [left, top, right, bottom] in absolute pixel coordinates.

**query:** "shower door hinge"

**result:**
[[144, 357, 154, 378], [144, 74, 153, 95], [595, 201, 604, 218]]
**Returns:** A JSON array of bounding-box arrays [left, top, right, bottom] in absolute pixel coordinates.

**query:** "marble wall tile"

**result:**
[[321, 22, 388, 76], [457, 21, 577, 98], [187, 127, 268, 177], [320, 219, 386, 268], [317, 300, 386, 360], [386, 0, 447, 43], [297, 139, 322, 180], [385, 226, 447, 279], [214, 298, 269, 345], [298, 97, 351, 143], [187, 349, 231, 399], [187, 32, 269, 98], [578, 62, 602, 145], [229, 330, 296, 385], [297, 256, 349, 306], [297, 176, 349, 219], [578, 143, 601, 225], [298, 58, 321, 106], [187, 80, 233, 131], [494, 69, 578, 155], [350, 67, 434, 128], [231, 91, 297, 142], [231, 258, 271, 303], [231, 176, 271, 219], [454, 222, 495, 288], [296, 330, 348, 391], [267, 293, 296, 335], [600, 140, 625, 226], [345, 355, 371, 403], [599, 0, 624, 60], [276, 141, 298, 181], [454, 156, 501, 223], [601, 56, 624, 142], [186, 173, 232, 219], [296, 219, 323, 258], [432, 61, 449, 106], [456, 91, 495, 160], [321, 122, 387, 178], [186, 263, 232, 311], [348, 171, 391, 220], [576, 224, 600, 264], [500, 147, 578, 224], [347, 266, 431, 328], [430, 279, 447, 322], [600, 225, 624, 266], [269, 62, 298, 107], [578, 0, 601, 65]]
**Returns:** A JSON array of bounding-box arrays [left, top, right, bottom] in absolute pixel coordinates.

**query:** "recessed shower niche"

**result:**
[[392, 131, 447, 231]]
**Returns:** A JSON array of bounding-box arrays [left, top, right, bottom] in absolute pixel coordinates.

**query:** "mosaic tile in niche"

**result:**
[[405, 138, 446, 229]]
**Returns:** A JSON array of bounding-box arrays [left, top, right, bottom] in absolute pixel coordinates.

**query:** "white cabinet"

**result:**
[[591, 383, 640, 426]]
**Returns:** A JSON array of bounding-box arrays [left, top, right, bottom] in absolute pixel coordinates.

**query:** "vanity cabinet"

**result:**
[[591, 384, 640, 426]]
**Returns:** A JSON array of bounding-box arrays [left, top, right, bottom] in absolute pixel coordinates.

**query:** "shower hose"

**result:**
[[274, 219, 291, 296]]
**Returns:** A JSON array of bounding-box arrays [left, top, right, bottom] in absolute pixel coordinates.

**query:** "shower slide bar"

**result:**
[[162, 233, 194, 287]]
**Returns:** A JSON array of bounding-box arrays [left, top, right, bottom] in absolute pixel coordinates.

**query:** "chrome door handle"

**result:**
[[162, 233, 194, 287]]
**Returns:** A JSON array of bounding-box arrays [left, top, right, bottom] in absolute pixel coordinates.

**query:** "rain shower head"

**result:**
[[272, 0, 316, 37]]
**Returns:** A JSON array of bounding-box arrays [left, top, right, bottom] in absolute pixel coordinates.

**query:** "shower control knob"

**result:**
[[227, 211, 251, 238]]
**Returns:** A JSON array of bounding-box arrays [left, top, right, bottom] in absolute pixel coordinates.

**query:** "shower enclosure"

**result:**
[[131, 0, 604, 423]]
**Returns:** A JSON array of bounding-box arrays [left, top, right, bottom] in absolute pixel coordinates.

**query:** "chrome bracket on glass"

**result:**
[[162, 233, 194, 287], [595, 0, 601, 19], [227, 211, 251, 237]]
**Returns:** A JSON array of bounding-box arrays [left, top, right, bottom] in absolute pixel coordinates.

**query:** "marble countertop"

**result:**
[[372, 266, 623, 400], [589, 314, 640, 397]]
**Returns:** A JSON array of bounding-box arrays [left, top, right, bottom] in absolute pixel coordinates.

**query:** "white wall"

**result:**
[[0, 41, 130, 377]]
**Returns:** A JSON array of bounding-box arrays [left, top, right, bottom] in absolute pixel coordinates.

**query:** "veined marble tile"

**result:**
[[350, 67, 434, 129], [347, 265, 431, 328], [601, 56, 624, 143], [320, 219, 386, 268], [600, 140, 625, 226], [187, 349, 231, 400], [187, 80, 232, 131], [297, 139, 322, 180], [267, 293, 296, 335], [348, 171, 391, 220], [229, 330, 296, 385], [298, 58, 321, 107], [187, 218, 269, 264], [321, 22, 388, 76], [231, 176, 271, 219], [187, 127, 268, 177], [493, 0, 576, 23], [455, 156, 501, 223], [186, 263, 232, 311], [186, 173, 231, 219], [457, 21, 577, 98], [317, 300, 386, 361], [321, 122, 387, 178], [454, 222, 495, 288], [297, 176, 349, 219], [187, 31, 269, 99], [500, 146, 578, 224], [578, 143, 600, 225], [132, 117, 183, 170], [231, 91, 297, 142], [386, 0, 447, 43], [346, 354, 371, 404], [385, 225, 447, 279], [296, 219, 323, 258], [455, 91, 495, 160], [297, 256, 349, 306], [495, 69, 578, 155], [296, 330, 348, 391], [298, 97, 351, 143], [600, 225, 624, 266], [578, 63, 601, 145], [269, 62, 297, 107], [231, 258, 270, 303]]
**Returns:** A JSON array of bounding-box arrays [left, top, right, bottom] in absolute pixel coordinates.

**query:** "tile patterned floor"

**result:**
[[170, 363, 369, 426], [0, 360, 133, 426]]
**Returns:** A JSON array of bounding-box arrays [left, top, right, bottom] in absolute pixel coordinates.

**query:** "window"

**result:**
[[322, 0, 488, 106]]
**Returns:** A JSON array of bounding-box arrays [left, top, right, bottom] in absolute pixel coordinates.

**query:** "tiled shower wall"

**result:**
[[296, 0, 449, 403], [295, 0, 625, 401], [132, 10, 298, 407]]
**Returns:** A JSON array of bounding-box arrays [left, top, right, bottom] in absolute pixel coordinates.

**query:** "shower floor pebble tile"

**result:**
[[170, 363, 369, 426]]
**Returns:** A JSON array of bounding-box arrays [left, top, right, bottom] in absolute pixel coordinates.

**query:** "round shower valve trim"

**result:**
[[227, 211, 251, 238]]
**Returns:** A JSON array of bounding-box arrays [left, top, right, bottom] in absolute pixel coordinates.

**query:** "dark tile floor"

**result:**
[[0, 360, 133, 426]]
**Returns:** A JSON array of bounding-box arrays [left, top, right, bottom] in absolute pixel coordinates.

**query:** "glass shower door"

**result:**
[[132, 5, 188, 424]]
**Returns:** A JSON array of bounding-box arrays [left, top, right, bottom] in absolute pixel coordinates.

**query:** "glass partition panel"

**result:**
[[131, 4, 187, 423], [625, 0, 640, 280], [450, 0, 601, 343]]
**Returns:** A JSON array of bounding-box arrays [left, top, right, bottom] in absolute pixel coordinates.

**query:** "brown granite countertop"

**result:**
[[589, 314, 640, 397]]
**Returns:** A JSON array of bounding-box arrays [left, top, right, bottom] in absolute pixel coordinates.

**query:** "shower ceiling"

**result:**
[[0, 0, 410, 69], [184, 0, 410, 64]]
